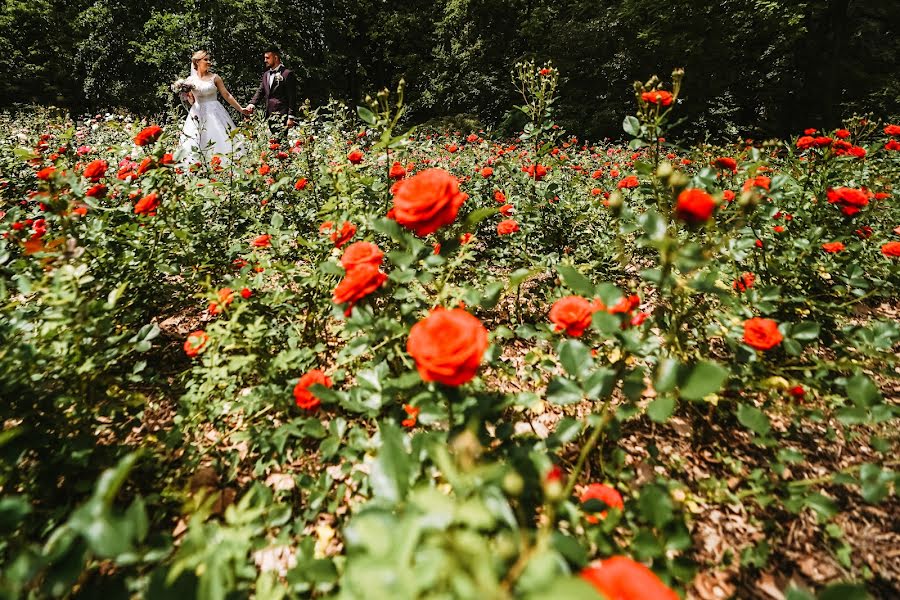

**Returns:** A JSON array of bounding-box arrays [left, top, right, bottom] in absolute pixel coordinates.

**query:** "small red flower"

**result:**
[[134, 192, 160, 216], [497, 219, 519, 235], [641, 90, 673, 106], [133, 125, 163, 146], [743, 318, 782, 351], [881, 242, 900, 257], [184, 330, 209, 358], [617, 175, 639, 189], [252, 234, 271, 248], [293, 369, 332, 410], [401, 404, 420, 427], [294, 177, 308, 190], [330, 221, 357, 248], [347, 149, 364, 164], [675, 188, 716, 224], [821, 241, 845, 253], [712, 156, 737, 172], [579, 483, 624, 523]]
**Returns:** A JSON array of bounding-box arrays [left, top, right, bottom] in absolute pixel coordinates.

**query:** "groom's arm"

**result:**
[[247, 75, 266, 109], [286, 71, 297, 118]]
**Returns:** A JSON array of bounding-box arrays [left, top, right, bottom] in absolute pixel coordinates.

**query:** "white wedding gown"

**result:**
[[178, 75, 243, 165]]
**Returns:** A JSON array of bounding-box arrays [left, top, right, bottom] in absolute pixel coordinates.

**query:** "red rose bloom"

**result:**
[[796, 136, 815, 150], [481, 166, 493, 178], [885, 139, 900, 151], [294, 177, 308, 190], [883, 124, 900, 136], [712, 156, 737, 172], [134, 192, 160, 216], [401, 404, 420, 427], [826, 187, 869, 216], [347, 149, 364, 164], [881, 242, 900, 257], [835, 129, 850, 139], [340, 241, 384, 272], [497, 219, 519, 235], [86, 184, 107, 199], [733, 272, 755, 292], [82, 159, 108, 181], [389, 161, 407, 180], [293, 369, 332, 410], [133, 125, 162, 146], [252, 234, 271, 248], [36, 167, 56, 180], [494, 190, 506, 203], [821, 242, 845, 253], [641, 90, 674, 106], [184, 330, 209, 358], [446, 144, 458, 153], [675, 188, 716, 224], [549, 295, 601, 337], [743, 317, 783, 351], [332, 263, 387, 312], [392, 168, 468, 236], [581, 557, 678, 600], [407, 308, 489, 386], [617, 175, 639, 189], [742, 176, 771, 193], [330, 221, 357, 248], [240, 287, 252, 299], [580, 483, 624, 523]]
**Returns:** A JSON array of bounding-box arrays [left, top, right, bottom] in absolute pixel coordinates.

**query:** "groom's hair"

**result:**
[[265, 45, 282, 58]]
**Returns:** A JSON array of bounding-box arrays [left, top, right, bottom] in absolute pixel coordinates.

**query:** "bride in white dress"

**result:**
[[178, 50, 246, 165]]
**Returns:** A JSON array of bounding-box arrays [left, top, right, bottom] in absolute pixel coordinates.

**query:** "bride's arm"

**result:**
[[213, 75, 244, 113]]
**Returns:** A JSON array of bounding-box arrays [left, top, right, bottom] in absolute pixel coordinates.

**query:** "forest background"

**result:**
[[2, 0, 898, 139]]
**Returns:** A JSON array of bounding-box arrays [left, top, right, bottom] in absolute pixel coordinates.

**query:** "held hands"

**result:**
[[241, 105, 254, 117]]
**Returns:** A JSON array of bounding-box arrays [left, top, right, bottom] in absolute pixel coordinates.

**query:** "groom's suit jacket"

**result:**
[[249, 66, 297, 119]]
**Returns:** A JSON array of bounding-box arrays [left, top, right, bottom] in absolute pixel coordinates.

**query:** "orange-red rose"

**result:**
[[407, 308, 488, 386], [330, 221, 357, 247], [184, 330, 209, 357], [293, 369, 332, 410], [821, 242, 845, 253], [392, 168, 468, 236], [641, 90, 673, 106], [134, 192, 160, 216], [134, 125, 162, 146], [580, 483, 624, 523], [675, 188, 716, 224], [82, 159, 108, 181], [549, 296, 602, 337], [743, 317, 783, 351], [581, 556, 678, 600], [881, 242, 900, 257], [332, 263, 387, 312], [497, 219, 519, 235]]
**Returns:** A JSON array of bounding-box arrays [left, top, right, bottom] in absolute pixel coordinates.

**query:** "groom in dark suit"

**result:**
[[245, 46, 297, 140]]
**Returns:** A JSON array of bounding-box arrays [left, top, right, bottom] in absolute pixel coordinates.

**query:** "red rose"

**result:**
[[293, 369, 332, 410], [347, 150, 364, 164], [675, 188, 716, 224], [481, 166, 493, 178], [332, 263, 387, 312], [549, 295, 602, 337], [581, 557, 678, 600], [494, 190, 506, 203], [826, 187, 869, 216], [36, 167, 56, 180], [134, 192, 160, 216], [133, 125, 162, 146], [804, 128, 817, 135], [86, 184, 107, 199], [497, 219, 519, 235], [184, 330, 209, 358], [722, 190, 735, 202], [743, 317, 783, 351], [446, 144, 458, 153], [401, 404, 420, 427], [82, 159, 108, 181], [258, 164, 270, 176], [881, 242, 900, 257], [240, 287, 252, 299], [885, 140, 900, 151], [466, 133, 478, 143], [389, 161, 407, 180], [459, 232, 473, 244], [407, 308, 488, 386], [742, 176, 770, 193], [330, 221, 357, 248], [733, 272, 755, 292], [712, 156, 737, 172], [821, 241, 845, 253], [392, 168, 468, 236], [883, 124, 900, 136], [796, 136, 815, 150], [252, 234, 271, 248], [498, 203, 514, 216], [617, 175, 639, 189], [788, 385, 805, 400], [641, 90, 673, 106], [580, 483, 624, 523], [340, 241, 384, 272], [294, 177, 308, 190], [835, 129, 850, 139]]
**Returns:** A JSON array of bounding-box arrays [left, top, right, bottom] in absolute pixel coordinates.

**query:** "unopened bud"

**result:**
[[656, 161, 674, 180], [669, 171, 689, 190], [607, 190, 624, 214], [503, 472, 524, 497], [738, 191, 757, 210], [543, 465, 565, 502]]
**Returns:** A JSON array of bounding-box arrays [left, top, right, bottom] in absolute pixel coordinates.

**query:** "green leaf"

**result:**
[[736, 404, 771, 436], [357, 106, 376, 125], [623, 115, 641, 137], [465, 206, 498, 230], [647, 396, 677, 423], [638, 484, 674, 528], [791, 321, 821, 341], [370, 422, 410, 503], [680, 361, 728, 401], [556, 264, 595, 296], [846, 375, 880, 408], [804, 493, 838, 520], [547, 377, 583, 406], [818, 583, 870, 600], [859, 463, 894, 503], [584, 368, 617, 400], [654, 357, 680, 393], [559, 340, 592, 379], [270, 212, 284, 229]]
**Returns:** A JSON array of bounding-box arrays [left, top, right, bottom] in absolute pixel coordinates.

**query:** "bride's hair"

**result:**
[[191, 50, 210, 70]]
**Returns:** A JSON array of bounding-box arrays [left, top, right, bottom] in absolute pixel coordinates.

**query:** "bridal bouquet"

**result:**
[[171, 78, 196, 94]]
